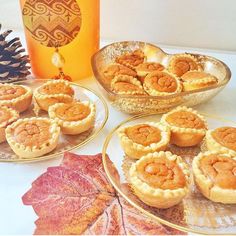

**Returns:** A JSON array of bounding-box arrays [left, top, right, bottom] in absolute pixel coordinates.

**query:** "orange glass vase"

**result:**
[[20, 0, 100, 81]]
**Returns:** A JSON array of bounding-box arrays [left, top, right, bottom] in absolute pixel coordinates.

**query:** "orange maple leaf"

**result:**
[[22, 153, 185, 235]]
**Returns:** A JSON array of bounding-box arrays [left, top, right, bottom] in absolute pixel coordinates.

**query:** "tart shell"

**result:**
[[48, 101, 96, 135], [161, 106, 207, 147], [34, 80, 74, 111], [192, 151, 236, 204], [0, 83, 32, 113], [129, 151, 190, 208], [5, 117, 60, 158], [118, 122, 170, 159]]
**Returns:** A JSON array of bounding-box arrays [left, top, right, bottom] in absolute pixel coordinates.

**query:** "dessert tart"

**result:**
[[103, 63, 137, 84], [206, 127, 236, 156], [161, 106, 207, 147], [115, 49, 146, 69], [0, 83, 32, 113], [5, 117, 60, 158], [118, 122, 170, 159], [135, 62, 165, 83], [48, 101, 96, 135], [143, 71, 182, 96], [111, 75, 146, 95], [129, 151, 190, 208], [192, 151, 236, 204], [168, 54, 201, 77], [0, 106, 19, 143], [34, 80, 74, 111], [182, 71, 218, 91]]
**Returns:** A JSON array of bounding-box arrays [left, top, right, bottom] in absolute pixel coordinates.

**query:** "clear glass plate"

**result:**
[[0, 79, 108, 163], [102, 113, 236, 235]]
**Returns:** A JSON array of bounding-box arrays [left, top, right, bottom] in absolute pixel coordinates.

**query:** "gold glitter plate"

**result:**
[[0, 79, 108, 163], [102, 113, 236, 235], [92, 41, 231, 114]]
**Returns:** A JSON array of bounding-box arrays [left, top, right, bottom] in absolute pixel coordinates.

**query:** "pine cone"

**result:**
[[0, 24, 30, 83]]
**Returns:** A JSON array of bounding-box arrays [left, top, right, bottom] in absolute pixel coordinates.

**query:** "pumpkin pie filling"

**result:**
[[143, 71, 182, 96], [166, 111, 206, 129], [103, 64, 137, 83], [118, 122, 170, 159], [137, 158, 186, 189], [126, 124, 161, 146], [0, 85, 27, 100], [168, 54, 199, 77], [115, 49, 145, 68], [200, 154, 236, 189], [112, 81, 144, 94], [55, 103, 91, 122], [13, 120, 51, 148], [211, 127, 236, 152]]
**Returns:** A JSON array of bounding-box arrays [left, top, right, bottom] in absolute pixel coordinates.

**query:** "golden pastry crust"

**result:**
[[129, 151, 190, 208], [143, 71, 182, 96], [0, 83, 32, 113], [103, 63, 137, 84], [115, 49, 146, 69], [182, 71, 218, 91], [118, 122, 170, 159], [206, 127, 236, 157], [168, 54, 201, 77], [192, 151, 236, 204], [34, 80, 74, 111], [48, 101, 96, 135], [111, 75, 146, 95], [0, 106, 19, 143], [161, 106, 207, 147], [5, 117, 60, 158]]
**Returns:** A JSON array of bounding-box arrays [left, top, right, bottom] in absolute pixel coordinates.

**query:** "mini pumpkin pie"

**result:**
[[0, 83, 32, 113], [206, 127, 236, 157], [34, 80, 74, 111], [129, 151, 190, 208], [111, 75, 146, 95], [5, 117, 60, 158], [115, 49, 146, 69], [182, 71, 218, 91], [161, 106, 207, 147], [48, 101, 96, 135], [0, 106, 19, 143], [135, 62, 165, 83], [168, 54, 201, 77], [103, 63, 137, 84], [143, 71, 182, 96], [118, 122, 170, 159], [192, 151, 236, 204]]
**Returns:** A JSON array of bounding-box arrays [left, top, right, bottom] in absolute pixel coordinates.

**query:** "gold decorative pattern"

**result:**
[[22, 0, 81, 47]]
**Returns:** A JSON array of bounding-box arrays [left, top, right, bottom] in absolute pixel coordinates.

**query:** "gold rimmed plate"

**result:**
[[0, 79, 108, 163], [102, 113, 236, 235]]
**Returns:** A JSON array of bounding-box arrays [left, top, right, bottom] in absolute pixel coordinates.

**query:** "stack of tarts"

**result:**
[[117, 106, 236, 209], [0, 80, 96, 159], [103, 49, 219, 97]]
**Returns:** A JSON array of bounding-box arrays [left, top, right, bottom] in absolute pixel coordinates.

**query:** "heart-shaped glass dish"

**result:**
[[92, 41, 231, 114]]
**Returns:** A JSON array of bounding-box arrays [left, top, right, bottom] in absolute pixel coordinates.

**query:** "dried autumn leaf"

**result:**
[[22, 152, 184, 235]]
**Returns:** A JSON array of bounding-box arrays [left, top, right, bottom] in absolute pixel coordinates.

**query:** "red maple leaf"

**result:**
[[22, 152, 185, 235]]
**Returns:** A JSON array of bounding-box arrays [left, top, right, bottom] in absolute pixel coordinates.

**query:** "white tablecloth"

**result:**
[[0, 34, 235, 234]]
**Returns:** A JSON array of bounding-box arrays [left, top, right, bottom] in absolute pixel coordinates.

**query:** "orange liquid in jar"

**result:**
[[20, 0, 100, 81]]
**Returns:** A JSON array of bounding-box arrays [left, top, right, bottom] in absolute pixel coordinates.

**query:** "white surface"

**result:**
[[0, 33, 235, 234], [1, 0, 236, 51]]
